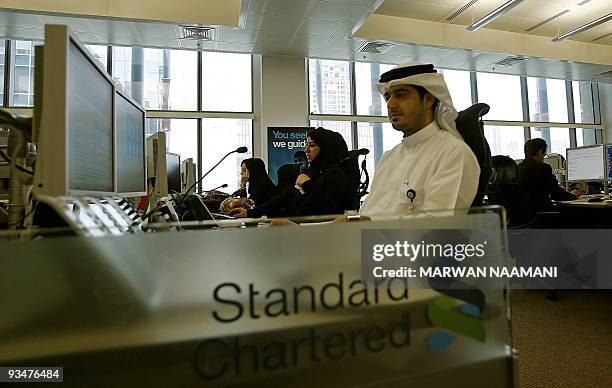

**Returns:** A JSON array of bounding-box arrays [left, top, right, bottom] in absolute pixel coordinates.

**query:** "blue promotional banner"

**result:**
[[267, 127, 311, 184]]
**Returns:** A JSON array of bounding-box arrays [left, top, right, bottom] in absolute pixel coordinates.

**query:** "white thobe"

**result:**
[[360, 121, 480, 218]]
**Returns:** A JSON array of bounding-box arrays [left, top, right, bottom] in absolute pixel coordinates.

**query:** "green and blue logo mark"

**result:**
[[426, 288, 487, 352]]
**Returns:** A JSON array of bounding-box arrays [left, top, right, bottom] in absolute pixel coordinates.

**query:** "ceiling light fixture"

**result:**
[[466, 0, 526, 31], [552, 13, 612, 42]]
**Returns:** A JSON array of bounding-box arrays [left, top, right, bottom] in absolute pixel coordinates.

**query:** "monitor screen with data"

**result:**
[[67, 40, 114, 193], [566, 145, 605, 182], [607, 144, 612, 180], [34, 25, 148, 197], [116, 92, 146, 195]]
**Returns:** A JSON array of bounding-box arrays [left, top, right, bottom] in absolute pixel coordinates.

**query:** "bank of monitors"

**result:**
[[566, 145, 606, 182], [33, 24, 146, 198]]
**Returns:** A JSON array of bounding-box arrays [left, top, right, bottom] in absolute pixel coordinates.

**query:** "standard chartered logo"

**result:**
[[426, 288, 487, 352]]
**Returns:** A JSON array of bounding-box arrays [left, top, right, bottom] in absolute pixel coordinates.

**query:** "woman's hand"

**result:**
[[240, 175, 248, 187], [295, 174, 311, 186]]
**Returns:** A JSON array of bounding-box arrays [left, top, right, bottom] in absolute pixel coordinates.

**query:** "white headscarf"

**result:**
[[376, 62, 463, 141]]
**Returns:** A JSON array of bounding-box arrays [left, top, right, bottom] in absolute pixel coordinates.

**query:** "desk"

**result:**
[[556, 199, 612, 208], [555, 200, 612, 227]]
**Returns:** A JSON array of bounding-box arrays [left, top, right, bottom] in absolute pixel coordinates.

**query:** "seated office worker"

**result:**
[[518, 138, 582, 211], [231, 127, 359, 218], [234, 158, 276, 206], [359, 62, 480, 218]]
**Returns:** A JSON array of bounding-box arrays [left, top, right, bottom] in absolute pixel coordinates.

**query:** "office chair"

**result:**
[[487, 155, 559, 300], [487, 155, 537, 227], [455, 103, 492, 207]]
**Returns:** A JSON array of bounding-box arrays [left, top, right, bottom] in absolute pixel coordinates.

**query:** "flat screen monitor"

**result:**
[[34, 25, 116, 196], [607, 144, 612, 180], [116, 91, 146, 196], [33, 24, 147, 198], [67, 39, 113, 194], [166, 153, 181, 194], [566, 145, 606, 182]]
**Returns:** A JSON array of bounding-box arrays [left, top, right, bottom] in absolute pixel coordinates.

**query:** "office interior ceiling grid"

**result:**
[[376, 0, 612, 44], [0, 0, 610, 82]]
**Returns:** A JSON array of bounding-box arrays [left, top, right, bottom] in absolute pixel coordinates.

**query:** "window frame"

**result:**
[[1, 39, 255, 190], [307, 60, 605, 163]]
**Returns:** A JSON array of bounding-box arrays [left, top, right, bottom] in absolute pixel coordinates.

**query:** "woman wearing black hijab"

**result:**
[[234, 158, 276, 206], [231, 128, 359, 218]]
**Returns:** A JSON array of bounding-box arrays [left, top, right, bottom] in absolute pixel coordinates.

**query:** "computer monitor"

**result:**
[[607, 144, 612, 180], [145, 132, 168, 198], [543, 153, 564, 171], [566, 145, 606, 182], [116, 90, 146, 197], [181, 158, 196, 194], [166, 153, 181, 194], [34, 24, 115, 196], [33, 24, 146, 198]]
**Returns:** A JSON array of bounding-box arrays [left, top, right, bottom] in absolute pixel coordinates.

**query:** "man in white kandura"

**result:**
[[358, 62, 480, 218]]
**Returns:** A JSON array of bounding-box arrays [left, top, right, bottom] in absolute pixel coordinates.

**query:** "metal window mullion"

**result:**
[[5, 40, 13, 107], [3, 40, 10, 107], [470, 71, 478, 104], [306, 58, 312, 116], [349, 61, 358, 150], [566, 80, 577, 148], [197, 118, 202, 192], [592, 83, 601, 126], [520, 76, 531, 141], [197, 50, 203, 186], [106, 45, 113, 75]]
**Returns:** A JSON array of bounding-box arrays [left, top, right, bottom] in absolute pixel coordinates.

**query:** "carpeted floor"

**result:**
[[510, 290, 612, 388]]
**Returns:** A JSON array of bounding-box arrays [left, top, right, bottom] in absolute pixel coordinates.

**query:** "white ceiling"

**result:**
[[376, 0, 612, 45], [0, 0, 611, 83]]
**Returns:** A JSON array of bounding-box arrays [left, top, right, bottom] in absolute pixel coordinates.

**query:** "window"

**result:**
[[146, 119, 198, 166], [572, 81, 598, 124], [357, 122, 400, 189], [484, 125, 525, 159], [113, 47, 197, 110], [201, 119, 252, 194], [11, 40, 38, 107], [309, 120, 352, 150], [355, 62, 393, 116], [530, 128, 570, 156], [85, 44, 107, 71], [202, 52, 251, 112], [309, 59, 351, 115], [112, 47, 132, 95], [439, 69, 472, 112], [476, 73, 523, 121], [575, 128, 600, 147], [527, 78, 568, 123]]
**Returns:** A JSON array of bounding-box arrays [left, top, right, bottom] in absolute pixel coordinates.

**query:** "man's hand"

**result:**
[[331, 215, 371, 223], [269, 219, 298, 227], [295, 174, 311, 186], [331, 215, 348, 223], [570, 189, 585, 197], [229, 207, 248, 218]]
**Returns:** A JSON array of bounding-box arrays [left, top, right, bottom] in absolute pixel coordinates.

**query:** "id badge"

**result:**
[[402, 179, 417, 215]]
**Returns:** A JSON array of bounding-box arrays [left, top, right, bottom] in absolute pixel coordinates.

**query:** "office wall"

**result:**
[[600, 83, 612, 144], [254, 55, 308, 162]]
